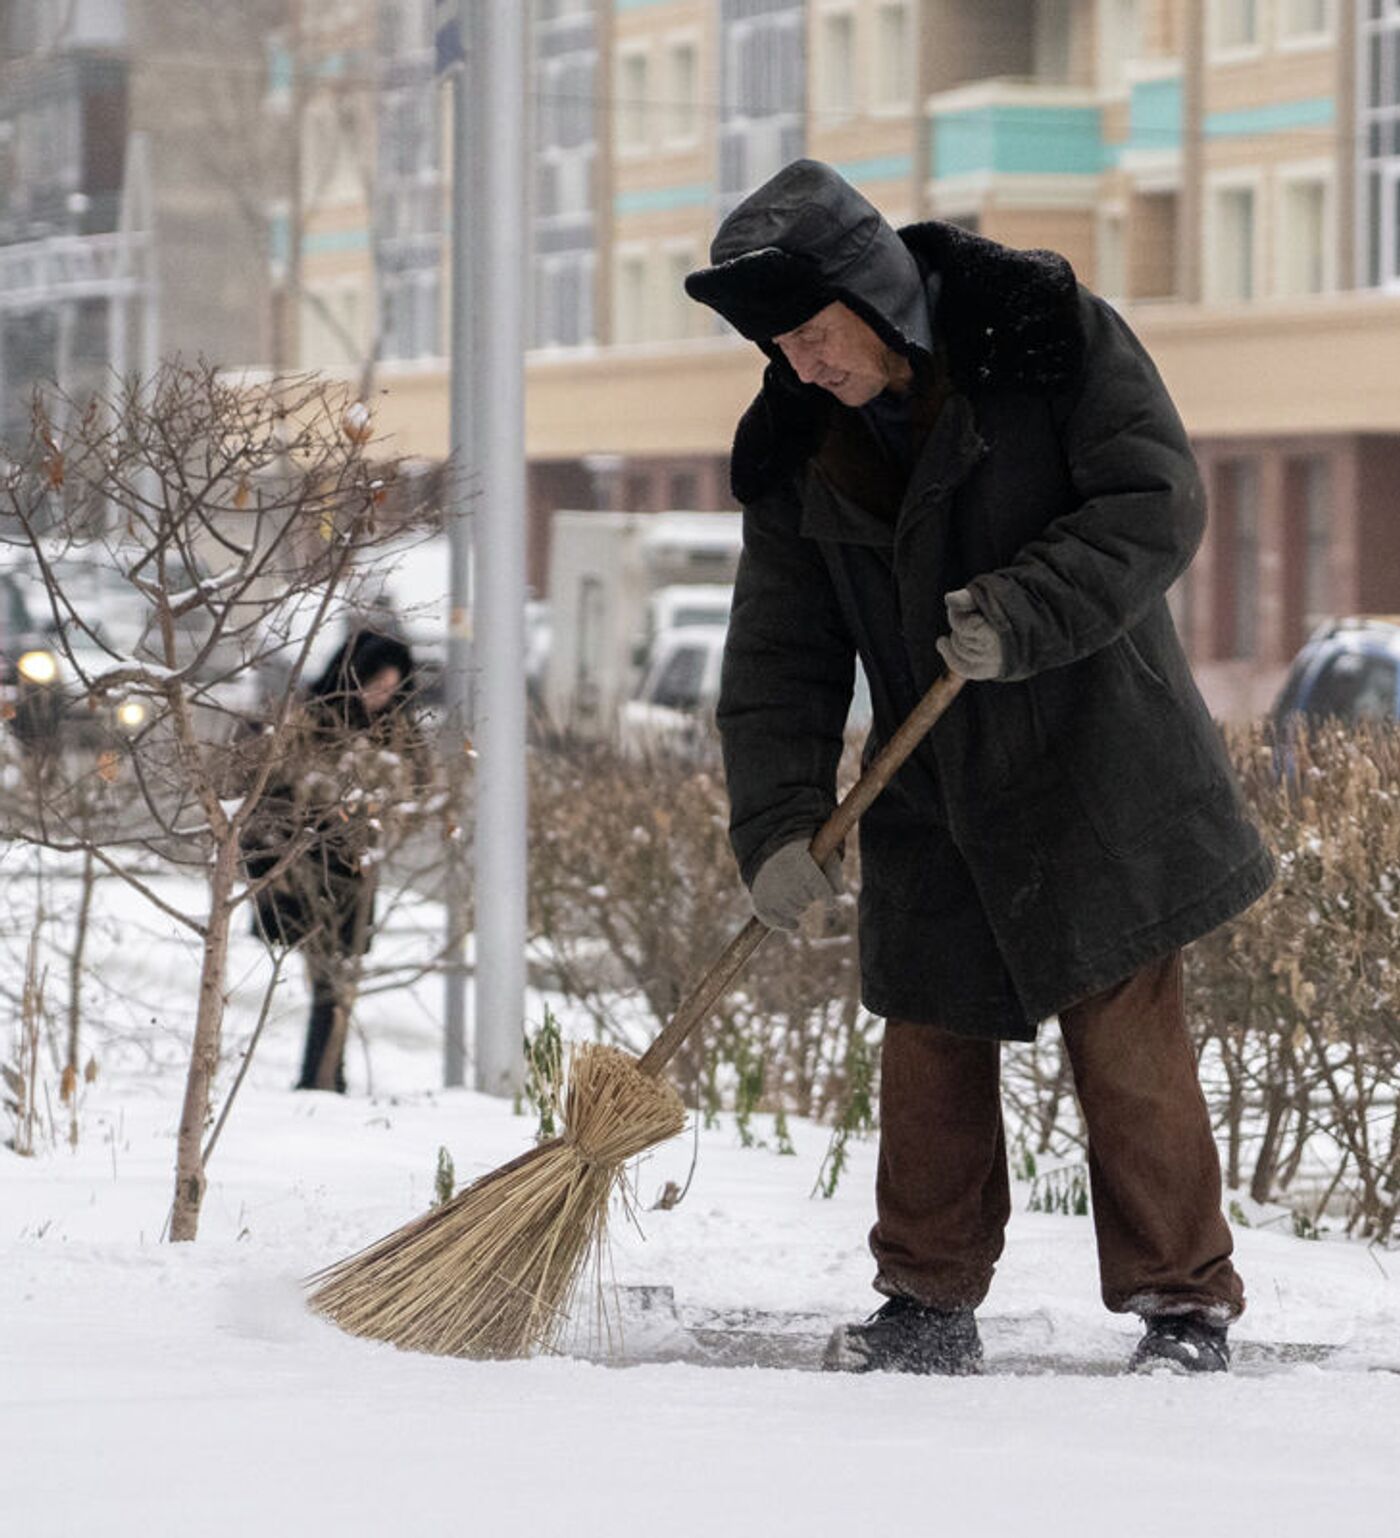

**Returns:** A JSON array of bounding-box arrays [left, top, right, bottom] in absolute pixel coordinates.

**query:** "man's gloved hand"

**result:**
[[935, 588, 1005, 681], [750, 838, 845, 931]]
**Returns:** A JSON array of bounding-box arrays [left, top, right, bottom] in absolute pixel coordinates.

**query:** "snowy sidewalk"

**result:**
[[4, 1072, 1399, 1538]]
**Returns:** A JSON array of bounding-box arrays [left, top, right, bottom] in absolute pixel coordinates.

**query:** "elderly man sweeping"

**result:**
[[685, 159, 1273, 1376]]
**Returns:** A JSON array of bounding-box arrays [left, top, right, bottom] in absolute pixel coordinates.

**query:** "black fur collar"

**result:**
[[730, 220, 1084, 505]]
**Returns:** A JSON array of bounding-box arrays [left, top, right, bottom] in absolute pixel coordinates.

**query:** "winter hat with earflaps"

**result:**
[[684, 158, 935, 358]]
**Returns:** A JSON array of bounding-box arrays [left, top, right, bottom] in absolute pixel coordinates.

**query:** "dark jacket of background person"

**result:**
[[241, 629, 428, 967], [693, 163, 1273, 1039]]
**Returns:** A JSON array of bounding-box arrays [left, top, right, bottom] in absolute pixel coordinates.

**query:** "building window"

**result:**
[[617, 48, 650, 153], [1287, 455, 1333, 638], [1358, 7, 1400, 289], [1097, 209, 1126, 298], [661, 245, 697, 339], [1211, 184, 1257, 300], [1211, 0, 1259, 52], [1278, 176, 1329, 294], [669, 471, 699, 509], [615, 250, 649, 344], [534, 251, 595, 348], [1034, 0, 1074, 83], [817, 9, 856, 121], [1217, 460, 1260, 660], [871, 2, 912, 112], [1130, 191, 1180, 300], [719, 4, 805, 216], [1280, 0, 1330, 39], [380, 270, 440, 361], [663, 38, 700, 145], [1099, 0, 1142, 95]]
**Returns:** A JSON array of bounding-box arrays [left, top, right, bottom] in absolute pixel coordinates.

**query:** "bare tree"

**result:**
[[0, 362, 434, 1238]]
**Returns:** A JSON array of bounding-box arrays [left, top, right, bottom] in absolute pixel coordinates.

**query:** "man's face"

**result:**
[[771, 301, 910, 406]]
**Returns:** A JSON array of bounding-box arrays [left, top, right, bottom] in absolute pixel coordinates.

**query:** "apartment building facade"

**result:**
[[466, 0, 1400, 717], [9, 4, 1400, 715]]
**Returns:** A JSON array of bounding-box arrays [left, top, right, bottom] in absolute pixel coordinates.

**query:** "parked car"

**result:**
[[626, 582, 732, 698], [1271, 616, 1400, 728], [620, 624, 873, 760], [0, 566, 65, 747], [0, 545, 250, 751]]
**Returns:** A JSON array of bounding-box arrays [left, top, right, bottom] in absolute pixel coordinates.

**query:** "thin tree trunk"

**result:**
[[66, 846, 95, 1074], [169, 843, 238, 1241]]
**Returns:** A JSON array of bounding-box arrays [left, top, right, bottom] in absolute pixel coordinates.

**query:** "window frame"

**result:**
[[1274, 161, 1334, 296], [616, 42, 653, 157], [1206, 170, 1264, 302], [869, 0, 914, 117], [660, 29, 703, 150]]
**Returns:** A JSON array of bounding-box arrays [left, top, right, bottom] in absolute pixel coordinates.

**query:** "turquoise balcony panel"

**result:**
[[932, 105, 1104, 180], [1204, 97, 1334, 139], [831, 153, 914, 185], [1129, 76, 1183, 154], [614, 184, 712, 216]]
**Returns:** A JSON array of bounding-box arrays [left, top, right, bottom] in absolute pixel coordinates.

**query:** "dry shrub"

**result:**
[[1189, 720, 1400, 1241], [528, 739, 870, 1128], [528, 720, 1400, 1242]]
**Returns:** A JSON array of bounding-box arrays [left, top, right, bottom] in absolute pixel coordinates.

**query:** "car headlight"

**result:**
[[116, 699, 147, 730], [17, 649, 58, 685]]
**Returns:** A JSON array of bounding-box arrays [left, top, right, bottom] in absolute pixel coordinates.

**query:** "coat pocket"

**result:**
[[1046, 635, 1223, 858]]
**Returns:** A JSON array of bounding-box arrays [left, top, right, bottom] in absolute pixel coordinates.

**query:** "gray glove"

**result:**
[[935, 588, 1005, 681], [750, 838, 845, 932]]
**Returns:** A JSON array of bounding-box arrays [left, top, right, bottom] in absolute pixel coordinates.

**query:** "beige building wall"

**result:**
[[805, 0, 920, 224], [609, 0, 716, 346], [1199, 11, 1342, 308], [334, 0, 1400, 713], [982, 205, 1098, 283]]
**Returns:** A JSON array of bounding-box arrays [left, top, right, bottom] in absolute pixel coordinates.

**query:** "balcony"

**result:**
[[0, 230, 147, 312], [927, 78, 1104, 188]]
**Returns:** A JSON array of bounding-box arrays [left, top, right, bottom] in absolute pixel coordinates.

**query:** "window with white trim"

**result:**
[[817, 8, 856, 120], [617, 47, 651, 153], [533, 251, 595, 348], [1034, 0, 1073, 83], [1211, 184, 1257, 300], [660, 245, 698, 339], [871, 2, 912, 111], [663, 38, 700, 145], [718, 3, 805, 216], [1211, 0, 1259, 52], [1277, 176, 1329, 294], [1098, 0, 1142, 95], [1280, 0, 1330, 38], [1359, 4, 1400, 288], [615, 249, 649, 344], [1097, 209, 1126, 299]]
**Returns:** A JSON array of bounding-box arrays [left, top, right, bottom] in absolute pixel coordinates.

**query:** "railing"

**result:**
[[0, 231, 148, 310]]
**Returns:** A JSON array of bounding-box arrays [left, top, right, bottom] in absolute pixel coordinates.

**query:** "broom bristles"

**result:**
[[306, 1042, 686, 1358]]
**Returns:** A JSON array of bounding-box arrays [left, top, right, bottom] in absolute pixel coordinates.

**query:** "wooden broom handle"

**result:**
[[636, 671, 966, 1078]]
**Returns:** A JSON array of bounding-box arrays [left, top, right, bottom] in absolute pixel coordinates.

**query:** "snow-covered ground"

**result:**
[[3, 872, 1399, 1537]]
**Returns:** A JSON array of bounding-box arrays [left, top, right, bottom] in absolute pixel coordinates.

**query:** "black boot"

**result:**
[[1129, 1313, 1230, 1374], [823, 1296, 983, 1376]]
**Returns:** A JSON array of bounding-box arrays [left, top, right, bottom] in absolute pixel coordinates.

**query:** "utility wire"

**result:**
[[3, 45, 1385, 150]]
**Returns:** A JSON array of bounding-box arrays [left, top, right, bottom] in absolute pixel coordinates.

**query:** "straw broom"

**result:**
[[307, 672, 966, 1359]]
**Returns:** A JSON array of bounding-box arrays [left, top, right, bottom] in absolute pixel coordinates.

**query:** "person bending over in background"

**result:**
[[243, 628, 428, 1093]]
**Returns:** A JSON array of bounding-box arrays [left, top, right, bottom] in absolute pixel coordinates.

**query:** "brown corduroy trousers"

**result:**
[[871, 951, 1245, 1320]]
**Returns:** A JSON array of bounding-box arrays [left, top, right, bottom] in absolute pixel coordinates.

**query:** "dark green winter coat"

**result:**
[[706, 180, 1273, 1039]]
